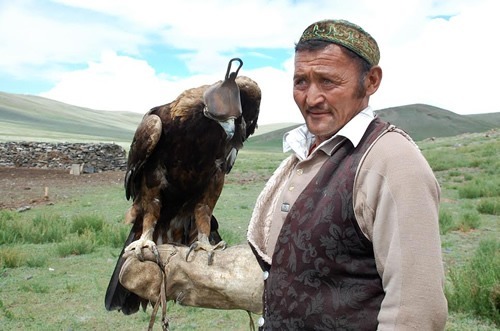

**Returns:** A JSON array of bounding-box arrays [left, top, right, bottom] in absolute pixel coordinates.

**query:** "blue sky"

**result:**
[[0, 0, 498, 124]]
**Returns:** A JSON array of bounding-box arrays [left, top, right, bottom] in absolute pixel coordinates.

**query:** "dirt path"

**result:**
[[0, 167, 125, 210]]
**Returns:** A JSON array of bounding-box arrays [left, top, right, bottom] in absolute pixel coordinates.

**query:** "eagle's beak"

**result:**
[[217, 118, 235, 140], [203, 58, 243, 123]]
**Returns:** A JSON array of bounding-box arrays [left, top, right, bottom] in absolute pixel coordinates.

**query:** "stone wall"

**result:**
[[0, 142, 127, 172]]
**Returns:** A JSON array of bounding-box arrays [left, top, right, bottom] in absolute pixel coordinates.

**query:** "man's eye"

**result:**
[[294, 79, 306, 87]]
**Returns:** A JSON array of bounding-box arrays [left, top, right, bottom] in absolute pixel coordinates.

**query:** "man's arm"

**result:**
[[355, 131, 447, 330]]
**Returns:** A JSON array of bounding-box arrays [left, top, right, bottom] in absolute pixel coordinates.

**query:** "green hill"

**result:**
[[467, 112, 500, 127], [375, 104, 499, 141], [0, 92, 144, 147], [1, 92, 498, 150]]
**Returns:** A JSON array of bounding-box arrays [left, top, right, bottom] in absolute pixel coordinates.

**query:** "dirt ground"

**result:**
[[0, 167, 125, 210]]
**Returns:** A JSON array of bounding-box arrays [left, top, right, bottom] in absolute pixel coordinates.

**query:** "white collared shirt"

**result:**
[[283, 106, 375, 160]]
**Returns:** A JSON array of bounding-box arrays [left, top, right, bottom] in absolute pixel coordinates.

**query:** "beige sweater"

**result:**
[[247, 130, 448, 330]]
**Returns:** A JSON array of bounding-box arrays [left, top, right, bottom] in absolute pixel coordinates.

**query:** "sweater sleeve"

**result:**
[[354, 131, 447, 330]]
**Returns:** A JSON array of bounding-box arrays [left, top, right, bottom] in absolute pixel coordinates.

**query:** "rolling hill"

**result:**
[[374, 104, 498, 141], [248, 104, 499, 150], [0, 92, 143, 146], [0, 91, 498, 149]]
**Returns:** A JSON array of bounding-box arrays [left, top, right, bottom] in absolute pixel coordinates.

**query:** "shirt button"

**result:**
[[296, 169, 303, 175], [263, 271, 269, 280], [258, 317, 265, 327], [288, 186, 294, 191]]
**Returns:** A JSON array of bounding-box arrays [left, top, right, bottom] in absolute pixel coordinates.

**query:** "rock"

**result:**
[[0, 142, 127, 172], [16, 205, 31, 212]]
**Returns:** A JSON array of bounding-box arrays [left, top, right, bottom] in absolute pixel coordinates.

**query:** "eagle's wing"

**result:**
[[105, 113, 163, 314], [236, 76, 261, 139], [125, 113, 163, 200]]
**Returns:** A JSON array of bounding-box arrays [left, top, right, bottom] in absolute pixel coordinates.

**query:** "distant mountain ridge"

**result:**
[[0, 91, 498, 147], [375, 104, 498, 141]]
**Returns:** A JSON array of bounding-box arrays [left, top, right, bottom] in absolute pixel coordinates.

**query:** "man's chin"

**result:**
[[306, 118, 336, 135]]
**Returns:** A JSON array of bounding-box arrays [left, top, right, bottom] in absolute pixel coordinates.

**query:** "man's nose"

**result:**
[[305, 83, 325, 107]]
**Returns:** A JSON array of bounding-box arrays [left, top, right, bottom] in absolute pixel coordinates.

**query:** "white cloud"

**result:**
[[244, 66, 302, 125], [0, 1, 145, 80], [2, 0, 499, 124], [41, 51, 170, 112]]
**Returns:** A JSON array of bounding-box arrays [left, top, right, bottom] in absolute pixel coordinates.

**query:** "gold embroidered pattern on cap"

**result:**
[[299, 19, 380, 66]]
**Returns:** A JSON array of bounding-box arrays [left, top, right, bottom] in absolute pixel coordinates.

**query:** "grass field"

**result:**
[[1, 130, 499, 330]]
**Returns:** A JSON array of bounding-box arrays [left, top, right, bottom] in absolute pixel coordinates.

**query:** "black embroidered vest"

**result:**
[[263, 118, 390, 330]]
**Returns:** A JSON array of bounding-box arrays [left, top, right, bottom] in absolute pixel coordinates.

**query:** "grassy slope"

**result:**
[[0, 92, 143, 145], [1, 91, 499, 147]]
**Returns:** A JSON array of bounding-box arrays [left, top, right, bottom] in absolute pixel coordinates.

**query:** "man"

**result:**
[[247, 19, 447, 330], [117, 19, 448, 331]]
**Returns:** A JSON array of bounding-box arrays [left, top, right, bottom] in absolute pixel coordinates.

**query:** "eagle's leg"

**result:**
[[186, 204, 226, 265], [124, 200, 161, 264], [125, 227, 159, 262]]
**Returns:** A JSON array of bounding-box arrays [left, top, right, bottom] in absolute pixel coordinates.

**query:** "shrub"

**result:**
[[458, 178, 500, 199], [446, 238, 500, 324], [439, 209, 455, 235], [0, 211, 20, 245], [0, 247, 46, 268], [0, 210, 15, 221], [477, 198, 499, 215], [0, 247, 26, 268], [30, 214, 68, 243], [458, 211, 481, 232], [96, 223, 129, 248], [70, 214, 104, 235], [26, 255, 48, 268], [1, 211, 130, 248], [0, 213, 68, 245], [56, 232, 95, 257]]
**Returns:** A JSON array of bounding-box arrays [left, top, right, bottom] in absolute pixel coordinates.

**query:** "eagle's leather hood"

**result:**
[[203, 58, 243, 123]]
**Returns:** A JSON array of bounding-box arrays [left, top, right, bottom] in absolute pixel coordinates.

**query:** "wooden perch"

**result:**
[[119, 244, 263, 315]]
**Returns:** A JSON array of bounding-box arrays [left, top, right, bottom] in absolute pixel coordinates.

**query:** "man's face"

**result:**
[[293, 44, 373, 144]]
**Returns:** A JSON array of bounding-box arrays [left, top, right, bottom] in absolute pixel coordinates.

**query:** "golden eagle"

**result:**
[[105, 58, 261, 314]]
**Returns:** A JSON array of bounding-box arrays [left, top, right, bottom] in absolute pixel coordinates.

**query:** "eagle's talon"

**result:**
[[218, 241, 227, 251], [185, 240, 227, 265], [125, 238, 158, 263], [186, 242, 198, 262]]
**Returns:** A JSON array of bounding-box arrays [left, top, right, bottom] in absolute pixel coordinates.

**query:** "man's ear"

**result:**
[[365, 66, 382, 96]]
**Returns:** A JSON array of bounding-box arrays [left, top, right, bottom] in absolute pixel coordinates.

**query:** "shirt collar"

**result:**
[[283, 106, 375, 160]]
